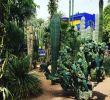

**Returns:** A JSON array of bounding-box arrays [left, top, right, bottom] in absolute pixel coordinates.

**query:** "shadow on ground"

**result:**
[[92, 91, 107, 100], [52, 90, 108, 100], [51, 90, 75, 99]]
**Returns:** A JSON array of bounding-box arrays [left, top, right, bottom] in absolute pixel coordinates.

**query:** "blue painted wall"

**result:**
[[62, 13, 95, 30]]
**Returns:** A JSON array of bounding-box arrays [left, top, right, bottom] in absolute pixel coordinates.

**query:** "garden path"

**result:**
[[30, 69, 110, 100]]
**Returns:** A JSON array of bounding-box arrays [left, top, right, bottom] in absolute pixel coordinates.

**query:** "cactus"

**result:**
[[50, 14, 61, 75]]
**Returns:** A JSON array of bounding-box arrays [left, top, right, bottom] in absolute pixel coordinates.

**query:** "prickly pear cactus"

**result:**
[[50, 14, 61, 75]]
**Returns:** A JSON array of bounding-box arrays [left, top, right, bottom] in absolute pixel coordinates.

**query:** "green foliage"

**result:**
[[57, 22, 81, 72], [0, 0, 13, 22], [37, 23, 45, 48], [0, 0, 36, 26], [50, 14, 61, 74], [43, 25, 50, 48], [9, 0, 36, 26], [0, 52, 13, 100], [60, 22, 81, 60], [48, 0, 59, 18], [103, 4, 110, 34], [57, 45, 72, 70], [30, 17, 46, 49], [0, 0, 38, 57], [103, 57, 110, 76], [0, 0, 40, 99], [42, 21, 51, 62], [103, 4, 110, 43], [4, 21, 24, 54], [4, 56, 42, 99]]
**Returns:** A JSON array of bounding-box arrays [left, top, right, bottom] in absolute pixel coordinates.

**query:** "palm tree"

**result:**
[[22, 0, 38, 69], [98, 0, 104, 42], [48, 0, 59, 18], [0, 0, 13, 23]]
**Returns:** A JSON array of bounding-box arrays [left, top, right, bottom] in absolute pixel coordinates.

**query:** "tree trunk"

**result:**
[[27, 26, 34, 69], [72, 0, 74, 25], [99, 0, 103, 42], [69, 0, 71, 21]]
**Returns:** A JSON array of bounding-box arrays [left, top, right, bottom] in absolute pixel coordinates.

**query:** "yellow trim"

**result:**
[[69, 20, 81, 25]]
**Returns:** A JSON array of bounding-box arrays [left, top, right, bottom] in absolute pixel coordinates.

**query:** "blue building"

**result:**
[[62, 13, 95, 30]]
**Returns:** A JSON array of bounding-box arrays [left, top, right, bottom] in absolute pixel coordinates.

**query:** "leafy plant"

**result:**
[[4, 21, 24, 55], [4, 55, 42, 99], [103, 57, 110, 76], [57, 22, 81, 77], [0, 53, 13, 100], [48, 0, 59, 18], [103, 3, 110, 43], [60, 22, 81, 61]]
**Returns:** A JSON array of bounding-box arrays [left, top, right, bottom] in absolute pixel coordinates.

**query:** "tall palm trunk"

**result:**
[[27, 25, 34, 69], [69, 0, 71, 21], [69, 0, 74, 25], [98, 0, 103, 42], [72, 0, 74, 25]]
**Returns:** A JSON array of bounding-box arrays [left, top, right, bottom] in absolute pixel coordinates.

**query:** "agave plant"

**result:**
[[4, 55, 42, 99]]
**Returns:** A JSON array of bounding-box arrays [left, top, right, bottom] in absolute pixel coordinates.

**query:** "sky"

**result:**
[[34, 0, 108, 20]]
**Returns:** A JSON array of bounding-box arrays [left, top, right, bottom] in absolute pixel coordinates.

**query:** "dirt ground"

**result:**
[[30, 70, 110, 100]]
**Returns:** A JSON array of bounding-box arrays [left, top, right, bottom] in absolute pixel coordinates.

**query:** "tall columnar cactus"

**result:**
[[50, 14, 61, 75]]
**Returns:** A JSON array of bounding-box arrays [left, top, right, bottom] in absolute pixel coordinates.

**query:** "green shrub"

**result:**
[[104, 57, 110, 76], [4, 56, 42, 100], [0, 56, 13, 100], [4, 21, 24, 55]]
